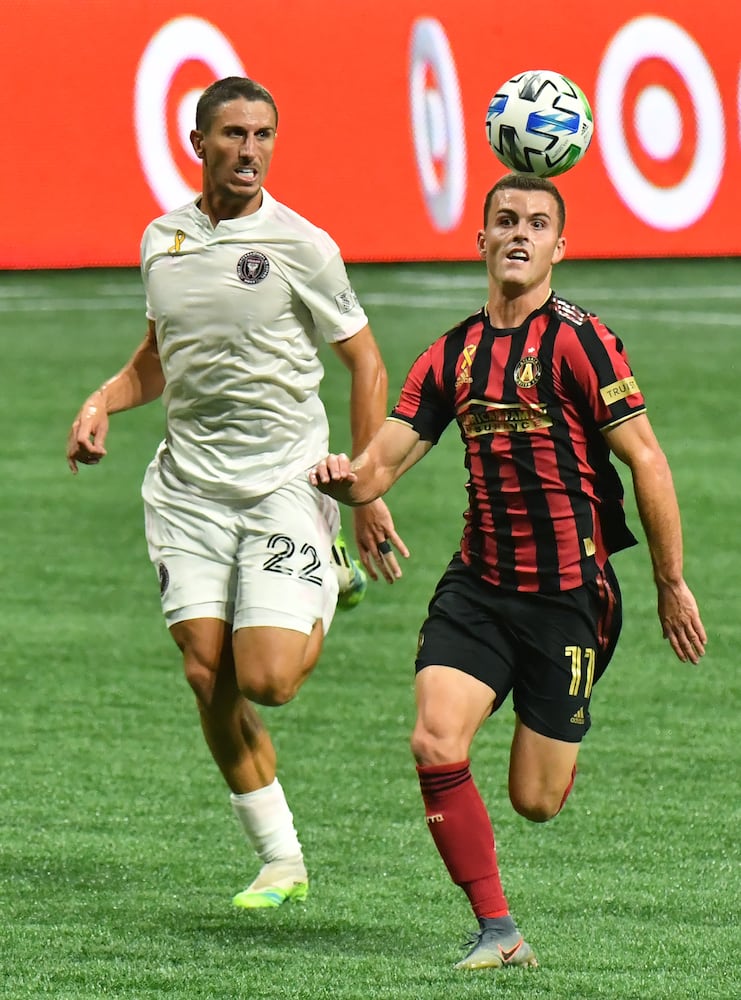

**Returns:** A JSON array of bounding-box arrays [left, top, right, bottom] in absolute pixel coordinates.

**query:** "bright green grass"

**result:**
[[0, 260, 739, 999]]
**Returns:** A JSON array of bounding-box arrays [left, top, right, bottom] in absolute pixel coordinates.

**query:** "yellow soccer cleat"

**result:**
[[331, 530, 367, 610], [232, 860, 309, 909]]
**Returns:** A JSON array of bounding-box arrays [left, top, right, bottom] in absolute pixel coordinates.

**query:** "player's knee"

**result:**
[[174, 622, 230, 710], [410, 725, 466, 766], [183, 658, 218, 708], [509, 786, 562, 823], [236, 657, 304, 706], [242, 677, 299, 707], [233, 631, 314, 707]]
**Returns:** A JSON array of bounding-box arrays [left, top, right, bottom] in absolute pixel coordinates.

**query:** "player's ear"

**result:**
[[476, 230, 486, 258], [190, 130, 205, 159], [552, 236, 566, 264]]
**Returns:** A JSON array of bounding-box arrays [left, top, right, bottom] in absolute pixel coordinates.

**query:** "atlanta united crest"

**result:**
[[514, 356, 542, 388]]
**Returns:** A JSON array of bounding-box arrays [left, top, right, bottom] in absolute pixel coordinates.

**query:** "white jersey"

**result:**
[[140, 190, 368, 500]]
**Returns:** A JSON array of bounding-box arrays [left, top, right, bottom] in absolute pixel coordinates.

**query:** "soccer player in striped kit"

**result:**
[[310, 172, 706, 970]]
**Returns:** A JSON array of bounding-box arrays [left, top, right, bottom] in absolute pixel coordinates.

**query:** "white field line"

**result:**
[[359, 294, 739, 327], [0, 283, 143, 298], [0, 296, 735, 327], [0, 282, 738, 330], [390, 272, 741, 300], [1, 277, 740, 302], [0, 297, 143, 312], [367, 284, 741, 302], [588, 309, 739, 327]]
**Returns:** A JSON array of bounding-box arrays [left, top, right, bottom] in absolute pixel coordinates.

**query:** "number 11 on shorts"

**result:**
[[565, 645, 596, 698]]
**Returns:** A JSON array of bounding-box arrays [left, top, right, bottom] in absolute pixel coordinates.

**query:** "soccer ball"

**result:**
[[485, 70, 593, 177]]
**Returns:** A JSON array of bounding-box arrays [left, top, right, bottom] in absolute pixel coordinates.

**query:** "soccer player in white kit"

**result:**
[[66, 77, 407, 908]]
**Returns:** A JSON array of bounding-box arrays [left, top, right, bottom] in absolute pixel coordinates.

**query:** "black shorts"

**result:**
[[415, 555, 622, 743]]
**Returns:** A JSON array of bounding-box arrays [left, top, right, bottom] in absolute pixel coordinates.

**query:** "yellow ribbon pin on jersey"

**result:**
[[168, 229, 186, 254]]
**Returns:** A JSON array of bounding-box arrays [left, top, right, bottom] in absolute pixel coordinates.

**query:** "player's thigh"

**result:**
[[143, 476, 239, 626], [169, 616, 237, 707], [233, 476, 339, 639], [413, 666, 497, 765], [232, 623, 317, 693], [508, 715, 580, 816]]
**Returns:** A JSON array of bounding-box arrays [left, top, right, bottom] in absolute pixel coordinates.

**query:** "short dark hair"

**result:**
[[483, 173, 566, 234], [195, 77, 279, 133]]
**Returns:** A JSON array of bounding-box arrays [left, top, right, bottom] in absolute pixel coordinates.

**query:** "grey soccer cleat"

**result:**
[[454, 917, 538, 970]]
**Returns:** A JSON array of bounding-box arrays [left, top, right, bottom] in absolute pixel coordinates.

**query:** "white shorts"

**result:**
[[142, 461, 340, 635]]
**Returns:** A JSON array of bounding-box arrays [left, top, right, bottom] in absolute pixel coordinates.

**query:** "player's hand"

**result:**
[[309, 452, 357, 491], [66, 394, 109, 474], [657, 580, 707, 664], [352, 498, 409, 584]]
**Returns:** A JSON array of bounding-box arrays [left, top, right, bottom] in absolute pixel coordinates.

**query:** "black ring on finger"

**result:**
[[378, 540, 392, 556]]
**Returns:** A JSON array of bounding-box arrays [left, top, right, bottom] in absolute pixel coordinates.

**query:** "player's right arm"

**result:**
[[310, 418, 431, 505], [67, 320, 165, 473], [605, 412, 707, 664]]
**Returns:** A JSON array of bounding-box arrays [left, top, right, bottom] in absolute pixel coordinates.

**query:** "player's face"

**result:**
[[477, 189, 565, 294], [190, 98, 277, 217]]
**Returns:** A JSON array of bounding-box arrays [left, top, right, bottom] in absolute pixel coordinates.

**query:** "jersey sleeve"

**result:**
[[563, 316, 646, 430], [389, 343, 453, 444], [297, 249, 369, 344]]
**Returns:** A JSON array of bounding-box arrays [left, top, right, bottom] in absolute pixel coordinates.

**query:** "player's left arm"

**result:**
[[605, 413, 707, 663], [331, 324, 409, 582]]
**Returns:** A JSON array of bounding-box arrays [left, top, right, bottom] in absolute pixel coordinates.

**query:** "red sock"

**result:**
[[417, 759, 508, 919], [558, 765, 577, 813]]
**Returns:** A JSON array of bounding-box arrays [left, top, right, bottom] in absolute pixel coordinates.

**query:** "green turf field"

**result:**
[[0, 260, 738, 999]]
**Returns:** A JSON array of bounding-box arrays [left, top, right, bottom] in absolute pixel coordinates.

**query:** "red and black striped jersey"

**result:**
[[390, 292, 645, 593]]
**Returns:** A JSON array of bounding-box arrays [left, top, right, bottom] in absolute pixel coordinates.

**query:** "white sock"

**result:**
[[230, 778, 304, 865]]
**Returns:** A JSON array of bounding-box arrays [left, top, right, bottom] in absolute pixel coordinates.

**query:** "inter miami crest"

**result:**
[[237, 251, 270, 284]]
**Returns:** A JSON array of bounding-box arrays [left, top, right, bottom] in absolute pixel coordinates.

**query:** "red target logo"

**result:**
[[596, 16, 725, 231], [409, 18, 467, 233], [134, 17, 246, 211]]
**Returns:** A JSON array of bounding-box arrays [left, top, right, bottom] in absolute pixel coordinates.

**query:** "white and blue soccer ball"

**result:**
[[485, 70, 594, 177]]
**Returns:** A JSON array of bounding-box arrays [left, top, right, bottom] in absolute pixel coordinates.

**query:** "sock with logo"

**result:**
[[417, 759, 509, 919]]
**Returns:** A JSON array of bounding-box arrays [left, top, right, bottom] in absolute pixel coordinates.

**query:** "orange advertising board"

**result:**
[[1, 1, 738, 266]]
